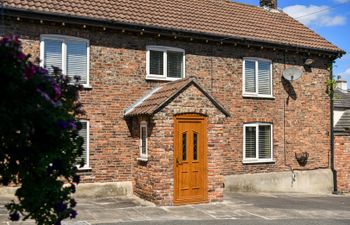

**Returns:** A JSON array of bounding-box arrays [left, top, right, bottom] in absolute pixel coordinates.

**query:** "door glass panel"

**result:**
[[182, 132, 187, 161], [193, 132, 198, 160]]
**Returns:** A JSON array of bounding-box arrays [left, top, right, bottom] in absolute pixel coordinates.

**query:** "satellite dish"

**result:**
[[282, 67, 303, 81]]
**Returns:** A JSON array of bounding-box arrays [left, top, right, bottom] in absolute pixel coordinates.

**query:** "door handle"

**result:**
[[176, 158, 182, 166]]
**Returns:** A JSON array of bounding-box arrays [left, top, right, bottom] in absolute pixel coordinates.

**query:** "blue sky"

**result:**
[[235, 0, 350, 85]]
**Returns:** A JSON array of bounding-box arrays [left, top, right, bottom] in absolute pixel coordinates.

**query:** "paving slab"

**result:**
[[134, 207, 170, 220], [162, 206, 214, 220], [1, 192, 350, 225]]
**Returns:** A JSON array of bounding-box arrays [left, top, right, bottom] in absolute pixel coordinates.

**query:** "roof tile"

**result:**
[[3, 0, 343, 53], [334, 89, 350, 109]]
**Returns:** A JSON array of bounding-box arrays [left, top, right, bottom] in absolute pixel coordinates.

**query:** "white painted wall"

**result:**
[[334, 110, 345, 126], [224, 169, 333, 194]]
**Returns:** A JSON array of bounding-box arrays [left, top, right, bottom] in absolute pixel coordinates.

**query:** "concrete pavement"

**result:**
[[1, 192, 349, 224], [97, 220, 350, 225]]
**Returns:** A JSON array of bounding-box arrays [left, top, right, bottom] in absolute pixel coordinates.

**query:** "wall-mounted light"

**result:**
[[304, 58, 314, 66]]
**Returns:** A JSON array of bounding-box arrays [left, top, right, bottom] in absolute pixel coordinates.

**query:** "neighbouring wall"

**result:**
[[334, 135, 350, 192]]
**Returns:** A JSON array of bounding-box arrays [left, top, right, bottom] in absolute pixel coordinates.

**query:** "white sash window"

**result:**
[[243, 58, 272, 98], [40, 35, 90, 87], [243, 123, 274, 163], [77, 120, 90, 169], [146, 46, 185, 81]]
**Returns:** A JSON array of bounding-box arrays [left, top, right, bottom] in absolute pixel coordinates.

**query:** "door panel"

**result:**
[[174, 114, 207, 205]]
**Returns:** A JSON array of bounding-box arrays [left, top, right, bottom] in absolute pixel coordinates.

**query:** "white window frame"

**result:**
[[40, 34, 91, 88], [242, 57, 273, 98], [243, 123, 274, 164], [146, 45, 185, 81], [78, 120, 90, 170], [138, 120, 148, 161]]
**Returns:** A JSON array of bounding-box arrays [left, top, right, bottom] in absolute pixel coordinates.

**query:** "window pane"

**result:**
[[167, 51, 183, 78], [141, 126, 147, 155], [182, 132, 187, 161], [77, 121, 88, 167], [259, 125, 271, 159], [245, 60, 256, 93], [67, 41, 88, 85], [258, 61, 271, 95], [150, 50, 164, 75], [44, 39, 62, 74], [193, 132, 198, 160], [245, 126, 256, 158]]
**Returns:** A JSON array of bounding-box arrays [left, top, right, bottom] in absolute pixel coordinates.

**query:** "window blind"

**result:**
[[44, 39, 62, 74], [167, 51, 183, 78], [259, 125, 271, 159], [141, 126, 147, 155], [149, 50, 164, 75], [245, 60, 256, 93], [258, 61, 271, 95], [67, 41, 88, 85], [77, 121, 88, 167], [245, 126, 256, 158]]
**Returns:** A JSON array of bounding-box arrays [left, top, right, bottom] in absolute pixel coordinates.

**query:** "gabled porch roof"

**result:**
[[124, 77, 230, 117]]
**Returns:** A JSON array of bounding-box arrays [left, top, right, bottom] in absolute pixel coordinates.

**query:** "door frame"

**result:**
[[173, 113, 208, 205]]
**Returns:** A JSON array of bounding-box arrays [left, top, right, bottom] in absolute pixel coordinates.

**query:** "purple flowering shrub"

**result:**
[[0, 36, 84, 225]]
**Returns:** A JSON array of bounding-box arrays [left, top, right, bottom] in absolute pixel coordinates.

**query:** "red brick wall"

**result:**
[[6, 19, 332, 202], [334, 135, 350, 192]]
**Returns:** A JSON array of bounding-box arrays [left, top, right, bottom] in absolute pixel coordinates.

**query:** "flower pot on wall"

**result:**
[[295, 152, 309, 167]]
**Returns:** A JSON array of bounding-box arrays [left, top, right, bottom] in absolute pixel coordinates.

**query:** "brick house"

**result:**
[[1, 0, 345, 205], [334, 76, 350, 193]]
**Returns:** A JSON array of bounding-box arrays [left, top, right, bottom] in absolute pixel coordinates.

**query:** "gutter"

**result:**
[[3, 7, 346, 57]]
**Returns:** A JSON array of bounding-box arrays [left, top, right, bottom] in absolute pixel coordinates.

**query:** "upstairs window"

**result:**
[[77, 120, 90, 169], [243, 58, 272, 97], [40, 35, 90, 87], [146, 46, 185, 81], [243, 123, 273, 163]]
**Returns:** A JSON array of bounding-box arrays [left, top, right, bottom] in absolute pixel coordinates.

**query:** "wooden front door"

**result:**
[[174, 114, 208, 205]]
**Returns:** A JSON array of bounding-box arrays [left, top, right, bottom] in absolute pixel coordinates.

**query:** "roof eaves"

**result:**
[[334, 107, 350, 110], [334, 128, 350, 136], [3, 6, 345, 56]]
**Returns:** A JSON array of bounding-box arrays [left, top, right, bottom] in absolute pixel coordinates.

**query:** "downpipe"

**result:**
[[329, 63, 338, 194], [283, 94, 296, 187]]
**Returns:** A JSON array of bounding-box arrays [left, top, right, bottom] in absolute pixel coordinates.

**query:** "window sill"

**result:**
[[242, 94, 275, 99], [146, 76, 183, 82], [82, 84, 92, 90], [77, 166, 92, 171], [242, 159, 275, 164], [69, 83, 92, 90], [137, 157, 148, 162]]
